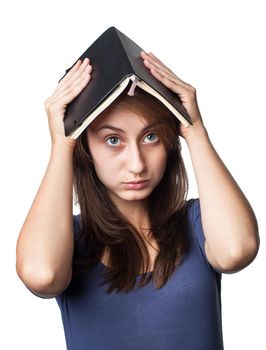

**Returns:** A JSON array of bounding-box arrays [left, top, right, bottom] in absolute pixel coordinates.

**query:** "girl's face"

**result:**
[[86, 105, 167, 207]]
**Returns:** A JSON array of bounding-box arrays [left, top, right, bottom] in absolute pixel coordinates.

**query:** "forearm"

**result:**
[[185, 123, 259, 267], [16, 143, 75, 295]]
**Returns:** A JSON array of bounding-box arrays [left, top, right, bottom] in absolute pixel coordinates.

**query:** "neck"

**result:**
[[110, 196, 150, 235]]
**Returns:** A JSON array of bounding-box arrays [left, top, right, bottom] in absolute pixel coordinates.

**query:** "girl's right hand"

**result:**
[[44, 58, 92, 147]]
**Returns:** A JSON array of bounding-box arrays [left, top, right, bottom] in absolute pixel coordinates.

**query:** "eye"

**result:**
[[106, 136, 121, 146], [144, 132, 159, 143]]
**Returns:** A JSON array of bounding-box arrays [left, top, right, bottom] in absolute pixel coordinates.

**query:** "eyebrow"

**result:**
[[95, 121, 162, 133]]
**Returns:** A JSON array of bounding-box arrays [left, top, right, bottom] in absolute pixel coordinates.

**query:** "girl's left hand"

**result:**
[[140, 51, 205, 139]]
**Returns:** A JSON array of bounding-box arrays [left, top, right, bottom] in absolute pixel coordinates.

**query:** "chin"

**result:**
[[122, 193, 149, 201], [125, 194, 149, 201], [114, 188, 153, 202]]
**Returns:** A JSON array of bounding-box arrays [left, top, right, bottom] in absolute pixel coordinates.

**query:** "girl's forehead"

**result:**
[[89, 106, 152, 131]]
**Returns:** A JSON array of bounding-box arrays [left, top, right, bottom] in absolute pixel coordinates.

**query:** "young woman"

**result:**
[[16, 51, 259, 349]]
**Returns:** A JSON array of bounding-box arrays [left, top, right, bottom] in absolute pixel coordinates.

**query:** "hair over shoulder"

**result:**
[[73, 87, 190, 293]]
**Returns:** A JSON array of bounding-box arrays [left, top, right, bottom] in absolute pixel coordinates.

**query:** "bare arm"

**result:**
[[16, 58, 92, 297], [141, 51, 260, 273], [185, 125, 259, 272]]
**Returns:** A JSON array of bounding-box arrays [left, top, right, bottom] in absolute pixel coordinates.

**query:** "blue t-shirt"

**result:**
[[56, 199, 224, 350]]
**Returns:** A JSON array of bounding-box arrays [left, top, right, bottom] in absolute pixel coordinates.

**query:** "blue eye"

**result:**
[[106, 136, 120, 146], [144, 132, 158, 143]]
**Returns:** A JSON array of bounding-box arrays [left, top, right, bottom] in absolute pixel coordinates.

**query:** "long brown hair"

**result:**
[[73, 86, 189, 293]]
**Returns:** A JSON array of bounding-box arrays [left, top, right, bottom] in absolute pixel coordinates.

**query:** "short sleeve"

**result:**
[[187, 198, 222, 275], [72, 214, 87, 262], [73, 214, 82, 242]]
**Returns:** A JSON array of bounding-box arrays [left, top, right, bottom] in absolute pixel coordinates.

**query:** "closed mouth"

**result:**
[[123, 180, 149, 184], [122, 180, 149, 190]]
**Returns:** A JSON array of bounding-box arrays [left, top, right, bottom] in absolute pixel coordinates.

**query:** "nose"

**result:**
[[125, 143, 146, 175]]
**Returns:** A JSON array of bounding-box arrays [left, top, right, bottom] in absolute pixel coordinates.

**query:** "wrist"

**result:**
[[183, 121, 209, 146], [51, 137, 76, 155]]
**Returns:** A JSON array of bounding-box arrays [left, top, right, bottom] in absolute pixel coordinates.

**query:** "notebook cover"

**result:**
[[60, 27, 192, 136]]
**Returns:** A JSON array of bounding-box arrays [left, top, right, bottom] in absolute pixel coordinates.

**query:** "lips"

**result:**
[[123, 179, 149, 190], [123, 180, 148, 184]]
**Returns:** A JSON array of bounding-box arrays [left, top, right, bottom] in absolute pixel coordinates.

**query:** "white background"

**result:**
[[1, 0, 265, 349]]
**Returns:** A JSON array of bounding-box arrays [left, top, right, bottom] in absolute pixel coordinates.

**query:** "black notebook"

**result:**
[[60, 27, 193, 138]]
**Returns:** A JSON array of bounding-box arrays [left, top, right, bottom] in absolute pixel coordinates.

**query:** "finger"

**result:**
[[51, 72, 92, 108], [65, 60, 92, 88], [56, 59, 92, 92], [142, 51, 172, 74], [53, 62, 92, 100], [142, 57, 187, 90], [141, 51, 188, 88], [148, 66, 188, 97], [141, 51, 175, 78], [57, 58, 90, 87], [57, 59, 82, 85], [56, 69, 92, 101], [73, 57, 91, 77], [141, 52, 173, 80], [67, 58, 90, 77]]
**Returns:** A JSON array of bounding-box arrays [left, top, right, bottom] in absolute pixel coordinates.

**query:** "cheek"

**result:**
[[89, 143, 111, 177], [93, 159, 111, 181], [158, 154, 167, 179], [150, 149, 168, 180], [92, 154, 119, 187]]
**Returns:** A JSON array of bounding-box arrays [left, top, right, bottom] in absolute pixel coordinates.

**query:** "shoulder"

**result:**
[[72, 214, 88, 258], [73, 214, 81, 234], [186, 198, 201, 230]]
